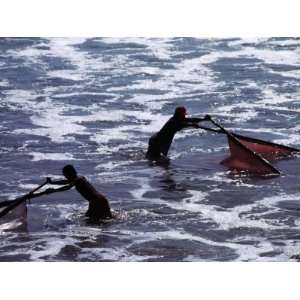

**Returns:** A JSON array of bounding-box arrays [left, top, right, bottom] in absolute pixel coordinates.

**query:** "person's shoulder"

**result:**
[[75, 176, 87, 184], [159, 117, 173, 131], [166, 116, 176, 124]]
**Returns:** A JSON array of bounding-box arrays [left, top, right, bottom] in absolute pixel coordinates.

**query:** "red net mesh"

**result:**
[[235, 135, 295, 159], [221, 135, 280, 175]]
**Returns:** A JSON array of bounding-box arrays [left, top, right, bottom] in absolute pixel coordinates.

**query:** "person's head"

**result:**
[[62, 164, 77, 181], [174, 106, 187, 120]]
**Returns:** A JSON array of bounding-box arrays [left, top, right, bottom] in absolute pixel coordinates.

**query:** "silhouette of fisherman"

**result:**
[[46, 165, 112, 222], [146, 106, 211, 161]]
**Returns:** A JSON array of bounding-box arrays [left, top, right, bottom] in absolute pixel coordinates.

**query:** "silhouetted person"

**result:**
[[46, 165, 112, 222], [146, 106, 211, 160]]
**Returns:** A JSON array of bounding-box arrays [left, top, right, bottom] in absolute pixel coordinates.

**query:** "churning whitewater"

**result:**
[[1, 37, 300, 261]]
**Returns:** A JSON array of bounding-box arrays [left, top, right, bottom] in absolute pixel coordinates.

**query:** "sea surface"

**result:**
[[1, 37, 300, 261]]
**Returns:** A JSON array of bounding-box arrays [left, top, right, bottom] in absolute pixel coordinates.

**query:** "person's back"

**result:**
[[156, 114, 192, 155], [146, 107, 210, 159], [46, 165, 113, 222], [74, 176, 112, 220]]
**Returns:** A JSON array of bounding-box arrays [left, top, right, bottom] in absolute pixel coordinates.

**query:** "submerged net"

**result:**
[[221, 134, 281, 175], [0, 200, 27, 221]]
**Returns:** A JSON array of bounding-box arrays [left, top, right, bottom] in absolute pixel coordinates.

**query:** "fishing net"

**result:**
[[221, 134, 281, 175], [0, 200, 27, 221], [233, 134, 299, 160]]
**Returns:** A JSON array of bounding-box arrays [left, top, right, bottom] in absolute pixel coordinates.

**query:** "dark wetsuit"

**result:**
[[146, 116, 203, 160], [74, 176, 112, 220]]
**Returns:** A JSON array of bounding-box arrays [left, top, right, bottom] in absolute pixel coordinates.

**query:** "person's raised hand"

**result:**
[[46, 177, 52, 184]]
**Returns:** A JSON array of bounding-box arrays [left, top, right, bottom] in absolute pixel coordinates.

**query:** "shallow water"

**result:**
[[1, 37, 300, 261]]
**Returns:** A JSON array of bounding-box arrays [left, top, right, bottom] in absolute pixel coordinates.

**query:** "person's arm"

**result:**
[[46, 177, 70, 185], [44, 182, 75, 194], [186, 115, 211, 123], [183, 115, 211, 128]]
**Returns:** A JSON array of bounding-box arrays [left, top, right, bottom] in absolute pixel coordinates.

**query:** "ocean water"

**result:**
[[1, 37, 300, 261]]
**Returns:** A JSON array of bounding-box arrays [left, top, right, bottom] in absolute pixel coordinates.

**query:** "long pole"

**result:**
[[0, 181, 54, 219]]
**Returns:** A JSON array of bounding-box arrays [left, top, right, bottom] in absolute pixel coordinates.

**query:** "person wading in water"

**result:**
[[146, 106, 211, 161], [46, 165, 112, 222]]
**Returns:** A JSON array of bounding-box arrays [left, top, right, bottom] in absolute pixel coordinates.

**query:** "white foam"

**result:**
[[233, 127, 286, 136], [4, 89, 90, 143], [46, 38, 93, 82], [14, 110, 87, 143], [47, 70, 84, 81], [29, 236, 78, 261], [250, 47, 300, 66], [84, 109, 149, 123], [124, 93, 171, 111], [78, 246, 156, 262], [131, 176, 293, 232], [3, 89, 40, 111], [227, 42, 300, 66], [268, 39, 300, 47], [29, 152, 75, 161], [0, 219, 24, 231], [7, 38, 92, 82], [227, 38, 269, 48], [214, 85, 300, 124], [258, 88, 296, 106], [5, 39, 218, 148], [277, 69, 300, 79], [175, 190, 280, 230], [273, 133, 300, 146], [132, 51, 220, 93], [53, 91, 118, 101], [96, 160, 132, 171], [0, 79, 9, 87], [114, 228, 281, 262], [6, 46, 46, 65], [101, 37, 174, 60], [91, 127, 131, 144]]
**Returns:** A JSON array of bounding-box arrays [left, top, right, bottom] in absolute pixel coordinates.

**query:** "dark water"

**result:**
[[1, 37, 300, 261]]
